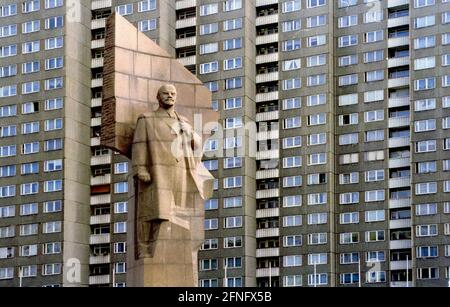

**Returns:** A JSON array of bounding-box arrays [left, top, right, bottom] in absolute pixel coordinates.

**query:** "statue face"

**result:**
[[157, 85, 177, 108]]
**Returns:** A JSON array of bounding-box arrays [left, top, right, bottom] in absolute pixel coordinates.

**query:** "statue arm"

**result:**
[[132, 116, 151, 183]]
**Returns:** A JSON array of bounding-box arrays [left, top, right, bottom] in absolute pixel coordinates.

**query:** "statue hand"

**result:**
[[180, 122, 193, 135], [137, 172, 151, 183]]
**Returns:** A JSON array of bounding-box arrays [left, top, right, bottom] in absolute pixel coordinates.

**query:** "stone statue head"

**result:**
[[157, 84, 177, 109]]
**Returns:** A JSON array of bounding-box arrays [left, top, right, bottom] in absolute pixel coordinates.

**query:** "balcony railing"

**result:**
[[256, 110, 279, 122], [91, 117, 102, 127], [90, 194, 111, 205], [91, 155, 111, 166], [390, 281, 409, 287], [91, 57, 104, 68], [90, 214, 111, 225], [388, 16, 409, 28], [390, 239, 412, 250], [92, 0, 112, 10], [256, 149, 279, 160], [389, 176, 410, 188], [91, 137, 101, 146], [256, 91, 278, 103], [176, 36, 196, 48], [256, 53, 278, 64], [177, 55, 196, 66], [388, 0, 409, 8], [256, 14, 279, 26], [256, 188, 279, 199], [256, 228, 279, 238], [256, 208, 279, 218], [257, 130, 279, 141], [388, 116, 410, 128], [176, 0, 197, 10], [256, 248, 279, 258], [389, 219, 412, 229], [256, 267, 280, 278], [256, 72, 279, 83], [91, 174, 111, 186], [388, 137, 410, 148], [90, 234, 111, 245], [91, 18, 106, 30], [388, 77, 410, 88], [389, 158, 410, 168], [388, 97, 410, 108], [89, 274, 110, 285], [256, 33, 278, 45], [390, 260, 409, 270], [91, 78, 103, 88], [256, 0, 278, 6], [89, 254, 111, 265], [388, 56, 410, 68], [256, 168, 279, 180], [389, 198, 411, 209], [91, 98, 102, 108], [176, 17, 196, 29], [91, 39, 105, 49]]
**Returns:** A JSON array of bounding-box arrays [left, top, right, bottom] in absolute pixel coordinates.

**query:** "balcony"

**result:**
[[89, 274, 110, 285], [257, 130, 279, 141], [256, 110, 279, 122], [90, 234, 111, 245], [256, 72, 279, 83], [256, 208, 279, 218], [388, 137, 410, 148], [256, 168, 279, 180], [388, 77, 409, 88], [390, 239, 412, 250], [256, 91, 278, 103], [389, 158, 410, 168], [256, 149, 279, 160], [390, 281, 409, 287], [91, 155, 111, 166], [388, 97, 410, 108], [90, 194, 111, 205], [256, 0, 278, 6], [91, 98, 102, 108], [256, 14, 279, 26], [389, 198, 411, 209], [91, 57, 104, 68], [91, 117, 102, 127], [388, 36, 409, 48], [256, 267, 280, 278], [91, 18, 106, 30], [256, 53, 278, 64], [256, 33, 278, 45], [91, 39, 105, 49], [389, 218, 412, 229], [388, 16, 409, 28], [177, 56, 196, 66], [388, 116, 410, 128], [90, 214, 111, 225], [256, 248, 279, 258], [256, 188, 279, 199], [176, 0, 196, 10], [389, 177, 410, 188], [89, 254, 111, 265], [91, 78, 103, 88], [176, 17, 196, 29], [390, 260, 409, 270], [388, 56, 410, 68], [256, 228, 279, 238], [388, 0, 409, 8], [176, 37, 196, 49], [92, 0, 112, 10], [91, 137, 101, 146], [91, 174, 111, 186]]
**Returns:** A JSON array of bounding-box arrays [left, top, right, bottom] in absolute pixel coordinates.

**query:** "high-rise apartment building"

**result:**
[[1, 0, 450, 287]]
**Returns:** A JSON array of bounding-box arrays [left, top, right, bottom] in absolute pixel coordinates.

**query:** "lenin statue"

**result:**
[[131, 84, 214, 276]]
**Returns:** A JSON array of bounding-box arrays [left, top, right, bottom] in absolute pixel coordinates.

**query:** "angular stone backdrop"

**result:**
[[101, 13, 217, 157]]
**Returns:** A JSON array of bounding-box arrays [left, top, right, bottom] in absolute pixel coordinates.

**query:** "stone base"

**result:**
[[127, 221, 200, 287]]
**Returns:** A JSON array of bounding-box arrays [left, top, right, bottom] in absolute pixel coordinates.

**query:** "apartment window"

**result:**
[[309, 153, 326, 165], [365, 130, 384, 142], [365, 70, 384, 82], [339, 54, 357, 67], [340, 153, 359, 165], [22, 81, 40, 94], [0, 105, 17, 118], [225, 77, 242, 89], [340, 233, 359, 244], [307, 94, 326, 106], [308, 113, 326, 126], [45, 118, 63, 131], [45, 16, 63, 29], [223, 38, 242, 51], [114, 222, 127, 234], [45, 36, 63, 50], [308, 213, 327, 225], [0, 247, 14, 259], [283, 136, 301, 148], [284, 116, 301, 129], [339, 133, 358, 145], [0, 63, 17, 77], [307, 35, 326, 47], [415, 98, 436, 111], [338, 0, 357, 7], [114, 162, 128, 174], [366, 170, 384, 182], [365, 11, 383, 23], [416, 140, 436, 153], [204, 199, 218, 211], [223, 18, 243, 31], [309, 132, 327, 145], [308, 173, 327, 185], [23, 0, 40, 13], [307, 0, 326, 8], [44, 200, 62, 213], [308, 193, 327, 205], [283, 215, 302, 227], [224, 236, 242, 248], [283, 195, 302, 207], [224, 58, 242, 71], [283, 235, 302, 247], [308, 233, 327, 245], [283, 176, 302, 187], [417, 161, 437, 174], [138, 0, 156, 12], [339, 74, 358, 86], [338, 113, 358, 126], [223, 197, 242, 209], [114, 202, 128, 214], [339, 172, 359, 185], [365, 30, 383, 43], [414, 15, 435, 28], [22, 142, 39, 155], [43, 264, 62, 276], [282, 20, 301, 32], [114, 182, 128, 194], [0, 165, 15, 178], [307, 15, 326, 28], [366, 271, 386, 283], [340, 212, 359, 224], [282, 39, 301, 51], [338, 15, 357, 28], [200, 23, 218, 35], [283, 156, 301, 168], [22, 101, 39, 114], [20, 245, 37, 257], [366, 230, 385, 242], [414, 0, 435, 7], [340, 192, 359, 205], [283, 79, 301, 90], [114, 242, 127, 254], [224, 0, 242, 11], [308, 74, 326, 86], [283, 97, 301, 109], [284, 275, 302, 287], [365, 190, 385, 202], [0, 4, 17, 17], [416, 224, 438, 237], [340, 253, 359, 265], [20, 203, 37, 216], [200, 3, 218, 16], [200, 43, 218, 55], [414, 57, 435, 71], [45, 77, 63, 90], [45, 0, 63, 9], [414, 78, 435, 91], [45, 139, 63, 151], [365, 210, 385, 222], [0, 268, 13, 280], [414, 35, 435, 49], [116, 4, 133, 16], [138, 19, 157, 32], [417, 268, 439, 280], [283, 59, 301, 71], [21, 182, 38, 195], [338, 35, 358, 48], [20, 224, 38, 236], [282, 0, 301, 12], [1, 44, 17, 57], [417, 246, 438, 258], [283, 255, 302, 267]]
